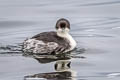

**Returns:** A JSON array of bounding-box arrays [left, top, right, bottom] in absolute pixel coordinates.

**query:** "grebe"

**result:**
[[23, 18, 76, 54]]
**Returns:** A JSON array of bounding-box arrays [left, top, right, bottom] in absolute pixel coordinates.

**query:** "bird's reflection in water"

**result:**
[[25, 60, 76, 80], [24, 50, 85, 80]]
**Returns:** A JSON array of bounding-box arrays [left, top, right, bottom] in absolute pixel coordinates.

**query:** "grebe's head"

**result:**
[[56, 18, 70, 34]]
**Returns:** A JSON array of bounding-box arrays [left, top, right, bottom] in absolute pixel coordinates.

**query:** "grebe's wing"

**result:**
[[23, 39, 59, 54]]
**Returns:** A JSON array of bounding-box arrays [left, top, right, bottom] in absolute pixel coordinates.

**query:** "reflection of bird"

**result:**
[[55, 60, 71, 71], [24, 60, 77, 80], [23, 18, 76, 54], [54, 60, 77, 78]]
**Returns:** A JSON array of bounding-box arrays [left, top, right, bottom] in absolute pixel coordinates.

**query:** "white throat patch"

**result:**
[[57, 28, 77, 51]]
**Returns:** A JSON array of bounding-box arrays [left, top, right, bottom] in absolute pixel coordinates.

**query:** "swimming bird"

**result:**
[[23, 18, 77, 54]]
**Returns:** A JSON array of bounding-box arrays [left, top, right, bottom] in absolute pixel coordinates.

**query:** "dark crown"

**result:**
[[56, 18, 70, 29]]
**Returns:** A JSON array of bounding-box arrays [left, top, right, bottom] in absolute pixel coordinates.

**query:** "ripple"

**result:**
[[79, 1, 120, 6], [0, 20, 36, 27], [98, 72, 120, 78], [73, 34, 113, 38], [107, 72, 120, 78], [72, 17, 120, 32], [0, 44, 22, 54]]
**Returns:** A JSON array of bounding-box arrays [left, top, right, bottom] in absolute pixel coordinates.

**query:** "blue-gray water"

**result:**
[[0, 0, 120, 80]]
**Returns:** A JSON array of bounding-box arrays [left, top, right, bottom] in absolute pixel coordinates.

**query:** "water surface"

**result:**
[[0, 0, 120, 80]]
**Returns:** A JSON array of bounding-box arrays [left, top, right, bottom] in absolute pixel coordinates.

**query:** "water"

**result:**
[[0, 0, 120, 80]]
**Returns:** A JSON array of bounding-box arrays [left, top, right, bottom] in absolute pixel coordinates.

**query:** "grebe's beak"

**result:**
[[61, 27, 65, 31]]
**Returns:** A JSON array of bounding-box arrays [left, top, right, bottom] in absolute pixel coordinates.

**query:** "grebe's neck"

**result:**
[[57, 29, 77, 51], [57, 31, 70, 38]]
